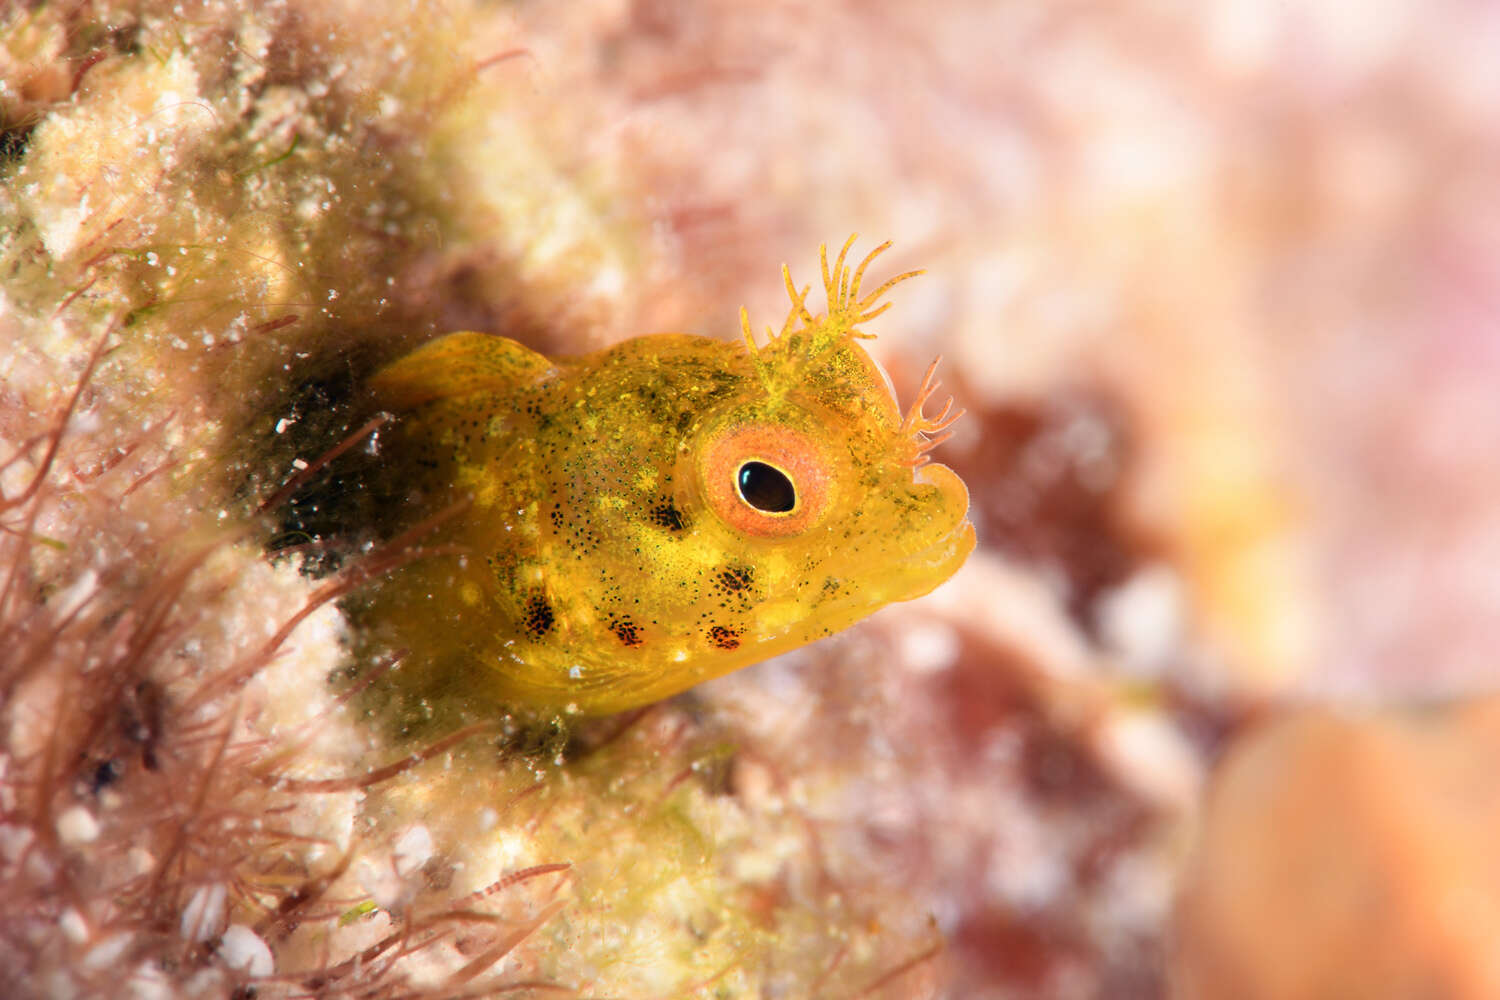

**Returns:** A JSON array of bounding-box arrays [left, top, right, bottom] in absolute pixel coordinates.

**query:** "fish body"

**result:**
[[365, 239, 974, 715]]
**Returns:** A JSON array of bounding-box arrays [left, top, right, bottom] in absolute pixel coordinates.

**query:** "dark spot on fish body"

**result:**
[[649, 501, 686, 532], [522, 592, 555, 638], [610, 617, 644, 647], [716, 565, 754, 593], [708, 624, 741, 650]]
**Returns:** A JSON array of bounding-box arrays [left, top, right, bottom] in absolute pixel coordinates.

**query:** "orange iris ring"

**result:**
[[699, 424, 832, 538]]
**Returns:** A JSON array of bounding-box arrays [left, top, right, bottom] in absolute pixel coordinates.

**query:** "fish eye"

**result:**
[[697, 422, 831, 538], [736, 460, 796, 514]]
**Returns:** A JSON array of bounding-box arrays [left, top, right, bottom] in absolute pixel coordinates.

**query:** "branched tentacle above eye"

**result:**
[[899, 356, 965, 467], [740, 236, 924, 396], [740, 305, 770, 383], [820, 235, 923, 337], [781, 266, 815, 331], [739, 270, 814, 360]]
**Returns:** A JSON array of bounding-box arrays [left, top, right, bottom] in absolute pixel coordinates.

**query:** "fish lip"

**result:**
[[896, 514, 976, 600], [893, 460, 976, 598]]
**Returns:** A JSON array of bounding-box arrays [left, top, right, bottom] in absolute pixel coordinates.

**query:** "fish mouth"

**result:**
[[889, 516, 975, 603], [804, 505, 974, 628], [876, 460, 976, 603], [909, 515, 976, 592]]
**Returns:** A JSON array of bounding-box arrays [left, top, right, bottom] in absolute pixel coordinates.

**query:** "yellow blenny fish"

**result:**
[[362, 237, 974, 716]]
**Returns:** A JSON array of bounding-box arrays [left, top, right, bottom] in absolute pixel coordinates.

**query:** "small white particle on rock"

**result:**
[[0, 824, 35, 861], [82, 931, 134, 971], [357, 857, 402, 911], [392, 824, 433, 877], [51, 570, 99, 622], [59, 907, 89, 944], [180, 883, 227, 941], [56, 805, 100, 845], [218, 924, 273, 977], [128, 846, 155, 876], [126, 959, 175, 1000], [25, 847, 56, 882]]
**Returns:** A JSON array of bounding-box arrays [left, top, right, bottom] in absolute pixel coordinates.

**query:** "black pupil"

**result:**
[[737, 461, 796, 514]]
